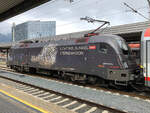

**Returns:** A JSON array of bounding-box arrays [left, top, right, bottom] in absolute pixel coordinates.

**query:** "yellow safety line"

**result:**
[[0, 89, 51, 113]]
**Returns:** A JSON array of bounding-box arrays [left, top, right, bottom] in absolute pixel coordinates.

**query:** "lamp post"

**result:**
[[12, 22, 16, 42]]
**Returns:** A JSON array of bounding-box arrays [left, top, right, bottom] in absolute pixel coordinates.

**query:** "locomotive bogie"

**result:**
[[107, 69, 133, 81]]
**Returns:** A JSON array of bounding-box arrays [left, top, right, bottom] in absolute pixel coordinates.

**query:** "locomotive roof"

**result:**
[[11, 34, 123, 49]]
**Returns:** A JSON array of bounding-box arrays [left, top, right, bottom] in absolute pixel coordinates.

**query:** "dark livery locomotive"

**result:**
[[7, 34, 144, 86]]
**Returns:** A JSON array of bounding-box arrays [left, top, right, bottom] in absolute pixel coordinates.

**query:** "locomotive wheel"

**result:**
[[10, 65, 13, 69], [108, 81, 126, 90], [15, 66, 20, 72], [87, 76, 97, 85], [70, 76, 76, 82], [20, 66, 25, 73], [29, 67, 36, 74]]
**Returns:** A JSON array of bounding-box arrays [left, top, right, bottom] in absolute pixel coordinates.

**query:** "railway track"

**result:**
[[0, 64, 150, 101], [0, 73, 124, 113]]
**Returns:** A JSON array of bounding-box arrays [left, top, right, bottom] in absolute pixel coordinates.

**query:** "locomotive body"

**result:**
[[7, 34, 144, 86]]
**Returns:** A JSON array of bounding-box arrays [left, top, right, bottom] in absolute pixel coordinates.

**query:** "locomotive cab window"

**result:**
[[117, 39, 130, 55], [99, 44, 108, 54]]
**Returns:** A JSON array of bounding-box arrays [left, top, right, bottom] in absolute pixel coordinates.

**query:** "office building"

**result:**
[[12, 21, 56, 41]]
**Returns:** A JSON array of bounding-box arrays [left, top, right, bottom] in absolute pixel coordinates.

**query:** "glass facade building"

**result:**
[[13, 21, 56, 41]]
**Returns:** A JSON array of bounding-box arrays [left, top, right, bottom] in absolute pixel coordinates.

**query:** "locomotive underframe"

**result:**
[[9, 63, 136, 86], [107, 69, 134, 86]]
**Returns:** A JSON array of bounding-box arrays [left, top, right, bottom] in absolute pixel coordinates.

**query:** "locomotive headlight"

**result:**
[[140, 65, 144, 69], [123, 62, 128, 68]]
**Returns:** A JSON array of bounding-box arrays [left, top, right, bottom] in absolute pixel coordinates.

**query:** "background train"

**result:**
[[7, 34, 144, 87], [126, 28, 150, 88], [141, 28, 150, 87]]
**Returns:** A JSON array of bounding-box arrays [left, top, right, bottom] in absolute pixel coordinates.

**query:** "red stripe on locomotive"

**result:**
[[89, 45, 96, 50]]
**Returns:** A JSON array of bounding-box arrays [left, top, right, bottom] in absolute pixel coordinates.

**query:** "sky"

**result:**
[[0, 0, 149, 35]]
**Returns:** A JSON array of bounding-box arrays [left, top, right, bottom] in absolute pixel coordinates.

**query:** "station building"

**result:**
[[12, 21, 56, 41]]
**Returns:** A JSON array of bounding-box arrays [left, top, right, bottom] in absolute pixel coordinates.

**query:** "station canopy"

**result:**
[[0, 0, 51, 22]]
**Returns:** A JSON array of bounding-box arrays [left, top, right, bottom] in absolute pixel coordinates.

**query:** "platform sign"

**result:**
[[141, 28, 150, 87]]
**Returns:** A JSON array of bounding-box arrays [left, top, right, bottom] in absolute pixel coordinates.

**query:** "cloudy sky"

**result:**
[[0, 0, 149, 35]]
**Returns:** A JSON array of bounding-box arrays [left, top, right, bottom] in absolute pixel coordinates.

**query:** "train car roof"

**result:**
[[11, 34, 123, 49], [141, 28, 150, 41]]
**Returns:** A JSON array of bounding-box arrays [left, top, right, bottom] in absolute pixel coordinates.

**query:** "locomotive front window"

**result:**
[[117, 40, 128, 50], [117, 40, 129, 55], [99, 44, 107, 54]]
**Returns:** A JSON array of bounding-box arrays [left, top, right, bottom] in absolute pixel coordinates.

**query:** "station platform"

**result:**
[[0, 91, 41, 113], [0, 81, 75, 113]]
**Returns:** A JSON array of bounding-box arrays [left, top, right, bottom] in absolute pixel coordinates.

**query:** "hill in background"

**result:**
[[0, 33, 11, 43]]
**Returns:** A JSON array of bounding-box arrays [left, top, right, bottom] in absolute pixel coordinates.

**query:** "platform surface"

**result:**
[[0, 92, 41, 113], [0, 77, 76, 113]]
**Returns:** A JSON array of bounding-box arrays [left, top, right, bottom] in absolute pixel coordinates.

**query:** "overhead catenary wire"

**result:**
[[36, 0, 148, 24], [41, 0, 149, 32], [36, 0, 149, 20], [56, 7, 148, 29], [124, 2, 149, 20], [48, 0, 150, 35], [55, 5, 148, 26], [37, 0, 99, 20]]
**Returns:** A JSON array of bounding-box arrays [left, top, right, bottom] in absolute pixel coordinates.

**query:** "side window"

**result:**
[[99, 44, 108, 54]]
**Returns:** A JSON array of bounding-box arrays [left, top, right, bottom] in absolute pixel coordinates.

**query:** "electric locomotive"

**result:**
[[7, 34, 144, 86]]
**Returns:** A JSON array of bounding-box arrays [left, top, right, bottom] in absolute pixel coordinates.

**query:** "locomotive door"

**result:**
[[24, 48, 28, 66], [146, 40, 150, 87]]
